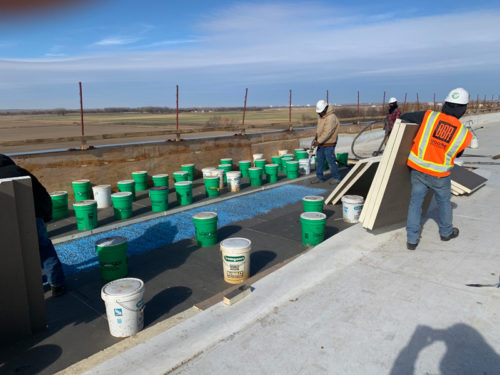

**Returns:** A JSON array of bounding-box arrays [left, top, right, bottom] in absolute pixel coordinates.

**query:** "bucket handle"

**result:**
[[117, 301, 146, 313], [208, 187, 220, 191]]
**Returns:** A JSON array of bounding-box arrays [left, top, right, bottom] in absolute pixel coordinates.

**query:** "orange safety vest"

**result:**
[[407, 110, 472, 177]]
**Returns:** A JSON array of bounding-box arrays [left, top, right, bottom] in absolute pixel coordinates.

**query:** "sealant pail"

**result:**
[[239, 160, 252, 178], [72, 179, 92, 202], [73, 200, 98, 231], [264, 164, 279, 183], [271, 156, 282, 171], [336, 153, 348, 167], [281, 156, 293, 175], [218, 164, 232, 184], [50, 191, 68, 219], [181, 164, 195, 181], [300, 212, 327, 246], [111, 192, 133, 220], [204, 176, 220, 198], [302, 195, 324, 212], [294, 149, 308, 161], [341, 195, 364, 223], [226, 171, 241, 192], [174, 181, 193, 206], [220, 158, 233, 166], [298, 159, 311, 175], [149, 186, 169, 212], [152, 174, 169, 188], [101, 278, 145, 338], [211, 169, 224, 189], [92, 184, 112, 209], [202, 167, 217, 178], [278, 149, 288, 156], [286, 160, 300, 179], [252, 153, 264, 162], [131, 171, 148, 191], [248, 167, 263, 186], [173, 171, 189, 183], [220, 237, 251, 284], [96, 236, 128, 281], [117, 180, 136, 201], [193, 212, 218, 247], [254, 158, 266, 168]]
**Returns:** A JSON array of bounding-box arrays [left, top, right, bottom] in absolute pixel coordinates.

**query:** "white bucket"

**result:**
[[209, 169, 224, 189], [252, 153, 264, 162], [298, 159, 311, 175], [101, 278, 145, 337], [220, 238, 251, 284], [278, 149, 288, 156], [202, 167, 217, 178], [341, 195, 364, 223], [226, 171, 242, 192], [92, 184, 112, 209]]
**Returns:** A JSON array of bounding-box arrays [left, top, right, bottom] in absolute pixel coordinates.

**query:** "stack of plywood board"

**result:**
[[450, 165, 487, 196]]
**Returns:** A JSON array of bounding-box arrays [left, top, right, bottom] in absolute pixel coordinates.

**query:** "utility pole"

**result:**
[[79, 82, 88, 150]]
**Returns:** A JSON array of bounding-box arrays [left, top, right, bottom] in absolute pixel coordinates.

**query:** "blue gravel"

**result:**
[[55, 184, 326, 276]]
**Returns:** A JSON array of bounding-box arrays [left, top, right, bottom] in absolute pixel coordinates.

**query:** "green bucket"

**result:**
[[131, 171, 148, 191], [152, 174, 169, 188], [111, 192, 133, 220], [248, 167, 263, 186], [271, 156, 282, 171], [264, 164, 279, 183], [175, 181, 193, 206], [294, 149, 308, 161], [302, 195, 324, 212], [300, 212, 327, 246], [73, 200, 98, 231], [286, 160, 300, 179], [181, 164, 195, 181], [254, 159, 266, 168], [95, 236, 128, 281], [337, 152, 348, 167], [281, 156, 293, 175], [50, 191, 68, 220], [220, 158, 233, 166], [149, 186, 169, 212], [204, 176, 220, 198], [117, 179, 136, 201], [72, 179, 92, 202], [193, 212, 218, 247], [173, 171, 189, 183], [218, 164, 232, 184], [239, 160, 252, 178]]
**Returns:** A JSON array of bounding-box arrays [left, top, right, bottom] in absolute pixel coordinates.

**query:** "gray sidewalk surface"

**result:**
[[79, 113, 500, 374]]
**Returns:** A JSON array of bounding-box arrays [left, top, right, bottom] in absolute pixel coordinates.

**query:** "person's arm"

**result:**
[[400, 111, 426, 124]]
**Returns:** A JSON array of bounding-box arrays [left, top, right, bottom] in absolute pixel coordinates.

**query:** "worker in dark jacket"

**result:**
[[0, 154, 65, 296], [401, 88, 472, 251]]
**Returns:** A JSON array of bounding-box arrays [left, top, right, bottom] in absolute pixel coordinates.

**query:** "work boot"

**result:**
[[406, 242, 418, 250], [310, 178, 325, 184], [440, 227, 459, 241], [329, 178, 341, 185]]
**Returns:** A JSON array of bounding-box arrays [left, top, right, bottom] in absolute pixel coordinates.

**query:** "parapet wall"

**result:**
[[12, 128, 315, 198]]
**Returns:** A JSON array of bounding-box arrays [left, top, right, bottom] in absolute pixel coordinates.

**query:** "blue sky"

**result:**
[[1, 0, 499, 109]]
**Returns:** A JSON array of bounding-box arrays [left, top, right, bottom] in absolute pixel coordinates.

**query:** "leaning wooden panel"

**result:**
[[450, 165, 487, 194]]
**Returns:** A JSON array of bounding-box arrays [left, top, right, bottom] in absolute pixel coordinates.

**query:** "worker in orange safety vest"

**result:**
[[401, 88, 472, 250]]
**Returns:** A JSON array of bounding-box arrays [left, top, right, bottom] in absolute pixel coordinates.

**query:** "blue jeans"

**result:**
[[406, 169, 453, 244], [36, 217, 65, 287], [316, 146, 341, 180]]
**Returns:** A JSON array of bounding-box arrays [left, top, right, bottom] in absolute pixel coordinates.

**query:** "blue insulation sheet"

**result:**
[[55, 184, 326, 276]]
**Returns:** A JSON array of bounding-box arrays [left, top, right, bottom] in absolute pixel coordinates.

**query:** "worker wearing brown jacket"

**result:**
[[310, 100, 342, 184]]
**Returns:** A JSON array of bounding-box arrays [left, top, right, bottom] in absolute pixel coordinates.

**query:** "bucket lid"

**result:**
[[50, 191, 68, 196], [73, 199, 97, 207], [153, 173, 169, 178], [300, 212, 327, 220], [248, 167, 262, 171], [117, 179, 134, 184], [93, 184, 111, 190], [102, 278, 144, 299], [96, 236, 127, 248], [202, 167, 216, 172], [175, 181, 192, 186], [218, 164, 230, 169], [298, 158, 309, 163], [193, 211, 218, 220], [73, 179, 90, 184], [265, 163, 278, 168], [341, 195, 364, 204], [132, 171, 147, 175], [294, 148, 304, 152], [181, 163, 194, 167], [286, 160, 299, 164], [150, 186, 168, 191], [239, 160, 251, 164], [220, 237, 251, 251], [303, 195, 324, 202], [173, 170, 188, 175], [226, 171, 241, 176], [255, 158, 266, 162], [112, 191, 132, 197], [221, 158, 232, 161]]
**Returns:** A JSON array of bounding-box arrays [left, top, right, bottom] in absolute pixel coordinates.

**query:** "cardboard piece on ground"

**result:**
[[223, 285, 253, 306], [324, 156, 381, 206], [450, 165, 487, 194]]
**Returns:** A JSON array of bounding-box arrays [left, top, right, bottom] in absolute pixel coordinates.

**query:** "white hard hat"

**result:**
[[388, 97, 397, 104], [445, 88, 469, 105], [316, 100, 328, 113]]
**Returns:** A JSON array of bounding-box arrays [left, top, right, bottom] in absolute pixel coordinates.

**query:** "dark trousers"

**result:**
[[316, 146, 341, 180], [36, 217, 65, 287]]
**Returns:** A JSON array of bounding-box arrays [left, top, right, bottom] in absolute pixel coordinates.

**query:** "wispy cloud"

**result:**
[[92, 36, 140, 46]]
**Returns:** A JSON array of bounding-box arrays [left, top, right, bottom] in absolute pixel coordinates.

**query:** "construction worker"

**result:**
[[310, 100, 342, 184], [384, 97, 401, 137], [402, 88, 472, 250]]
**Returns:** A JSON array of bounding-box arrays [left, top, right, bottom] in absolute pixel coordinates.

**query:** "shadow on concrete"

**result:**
[[250, 251, 277, 276], [144, 286, 193, 326], [390, 324, 500, 374], [217, 225, 243, 239], [0, 344, 63, 375]]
